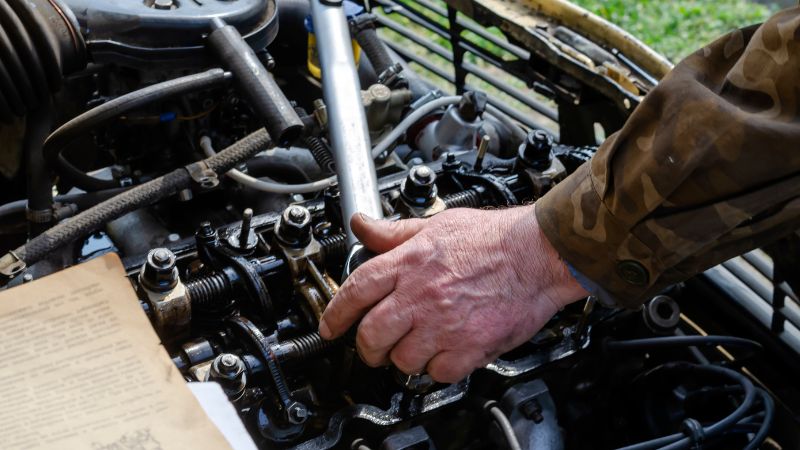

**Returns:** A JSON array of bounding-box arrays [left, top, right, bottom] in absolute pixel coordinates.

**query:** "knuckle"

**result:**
[[390, 348, 421, 375], [356, 320, 380, 353], [427, 362, 458, 384]]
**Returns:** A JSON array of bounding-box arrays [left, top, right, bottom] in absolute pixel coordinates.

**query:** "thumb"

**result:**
[[351, 213, 426, 254]]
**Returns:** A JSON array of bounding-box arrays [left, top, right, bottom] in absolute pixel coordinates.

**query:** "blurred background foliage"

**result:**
[[571, 0, 783, 61]]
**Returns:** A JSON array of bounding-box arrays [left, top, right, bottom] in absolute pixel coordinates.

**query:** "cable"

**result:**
[[606, 336, 763, 353], [615, 362, 757, 450], [43, 69, 232, 191], [369, 96, 529, 159], [484, 401, 522, 450], [0, 128, 272, 274], [0, 187, 129, 221], [743, 388, 774, 450], [370, 96, 460, 159], [199, 136, 337, 194]]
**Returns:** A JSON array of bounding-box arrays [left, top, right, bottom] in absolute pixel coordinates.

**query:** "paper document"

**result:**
[[0, 253, 232, 450]]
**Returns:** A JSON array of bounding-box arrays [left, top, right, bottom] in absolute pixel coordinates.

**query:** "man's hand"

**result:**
[[318, 205, 588, 383]]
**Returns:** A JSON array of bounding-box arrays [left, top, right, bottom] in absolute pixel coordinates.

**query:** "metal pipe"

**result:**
[[311, 0, 383, 246]]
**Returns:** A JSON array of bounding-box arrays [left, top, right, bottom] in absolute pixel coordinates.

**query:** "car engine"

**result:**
[[0, 0, 798, 449]]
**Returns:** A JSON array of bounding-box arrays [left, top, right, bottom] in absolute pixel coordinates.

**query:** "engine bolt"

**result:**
[[287, 206, 308, 224], [401, 166, 438, 208], [140, 248, 178, 293], [239, 208, 253, 248], [227, 208, 258, 252], [519, 130, 554, 170], [275, 205, 312, 248]]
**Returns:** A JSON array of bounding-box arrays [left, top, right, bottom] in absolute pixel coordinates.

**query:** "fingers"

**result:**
[[355, 296, 413, 367], [319, 253, 398, 339], [389, 329, 439, 375], [427, 351, 483, 384], [351, 213, 426, 254]]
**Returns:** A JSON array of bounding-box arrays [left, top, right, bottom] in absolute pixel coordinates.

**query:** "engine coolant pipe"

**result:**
[[310, 0, 384, 248]]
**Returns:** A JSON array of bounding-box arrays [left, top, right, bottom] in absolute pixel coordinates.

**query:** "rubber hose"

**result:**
[[0, 188, 129, 220], [352, 15, 394, 76], [199, 136, 337, 194], [0, 128, 272, 273], [207, 19, 304, 147], [0, 0, 85, 119], [24, 103, 55, 216], [43, 69, 232, 191]]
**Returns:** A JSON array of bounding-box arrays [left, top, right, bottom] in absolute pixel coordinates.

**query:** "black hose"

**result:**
[[42, 69, 232, 191], [743, 388, 775, 450], [23, 103, 55, 226], [207, 19, 304, 147], [0, 0, 85, 119], [0, 128, 272, 274], [351, 14, 394, 77], [0, 187, 129, 221], [616, 362, 757, 450], [605, 335, 763, 353]]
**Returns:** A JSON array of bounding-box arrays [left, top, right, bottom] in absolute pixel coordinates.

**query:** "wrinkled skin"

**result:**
[[318, 204, 587, 383]]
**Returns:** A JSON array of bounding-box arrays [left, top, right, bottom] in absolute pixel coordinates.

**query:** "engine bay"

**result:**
[[0, 0, 798, 449]]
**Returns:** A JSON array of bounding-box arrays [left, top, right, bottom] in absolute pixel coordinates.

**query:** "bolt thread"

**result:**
[[443, 189, 483, 209], [319, 232, 347, 259], [305, 136, 335, 173], [186, 272, 230, 306]]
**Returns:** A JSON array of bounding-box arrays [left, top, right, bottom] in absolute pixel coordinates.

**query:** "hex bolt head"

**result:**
[[401, 166, 438, 208], [140, 248, 178, 293], [519, 130, 554, 170], [287, 206, 308, 224], [207, 354, 246, 400], [276, 205, 312, 248], [286, 401, 309, 424]]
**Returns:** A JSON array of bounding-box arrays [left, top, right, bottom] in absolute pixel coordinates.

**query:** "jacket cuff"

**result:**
[[535, 163, 658, 309]]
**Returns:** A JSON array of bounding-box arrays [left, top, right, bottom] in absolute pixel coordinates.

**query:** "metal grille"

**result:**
[[372, 0, 559, 133]]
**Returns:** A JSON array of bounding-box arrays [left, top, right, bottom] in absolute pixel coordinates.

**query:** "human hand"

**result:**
[[318, 204, 588, 383]]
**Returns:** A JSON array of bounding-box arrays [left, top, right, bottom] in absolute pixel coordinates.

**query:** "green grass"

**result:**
[[570, 0, 780, 61]]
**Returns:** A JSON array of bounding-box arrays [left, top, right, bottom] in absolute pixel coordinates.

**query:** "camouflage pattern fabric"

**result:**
[[536, 7, 800, 308]]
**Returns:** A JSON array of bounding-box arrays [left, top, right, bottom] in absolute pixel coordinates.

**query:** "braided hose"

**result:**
[[0, 129, 273, 276]]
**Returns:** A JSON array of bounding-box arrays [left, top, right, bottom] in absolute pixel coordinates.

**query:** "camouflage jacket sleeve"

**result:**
[[536, 7, 800, 309]]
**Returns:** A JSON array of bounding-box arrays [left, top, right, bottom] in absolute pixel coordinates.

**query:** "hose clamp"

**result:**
[[185, 161, 219, 189], [25, 207, 54, 224], [0, 251, 27, 279]]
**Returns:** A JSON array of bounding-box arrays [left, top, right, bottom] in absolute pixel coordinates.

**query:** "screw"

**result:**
[[474, 134, 490, 171], [520, 398, 544, 423], [239, 208, 253, 248], [287, 206, 307, 224], [287, 401, 309, 424], [197, 221, 216, 240], [220, 354, 238, 370], [151, 0, 174, 9], [151, 248, 172, 267]]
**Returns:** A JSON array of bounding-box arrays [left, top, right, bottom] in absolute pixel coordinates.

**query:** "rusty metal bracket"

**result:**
[[185, 161, 219, 189]]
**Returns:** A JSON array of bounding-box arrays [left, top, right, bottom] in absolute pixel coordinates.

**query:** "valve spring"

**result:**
[[305, 136, 336, 173], [280, 332, 332, 361], [443, 188, 483, 209], [186, 272, 230, 306], [319, 232, 347, 259]]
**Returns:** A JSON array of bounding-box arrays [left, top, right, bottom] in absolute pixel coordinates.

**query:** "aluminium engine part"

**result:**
[[62, 0, 278, 68]]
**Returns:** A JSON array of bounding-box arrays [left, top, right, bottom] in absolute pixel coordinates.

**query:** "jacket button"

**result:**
[[617, 260, 649, 286]]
